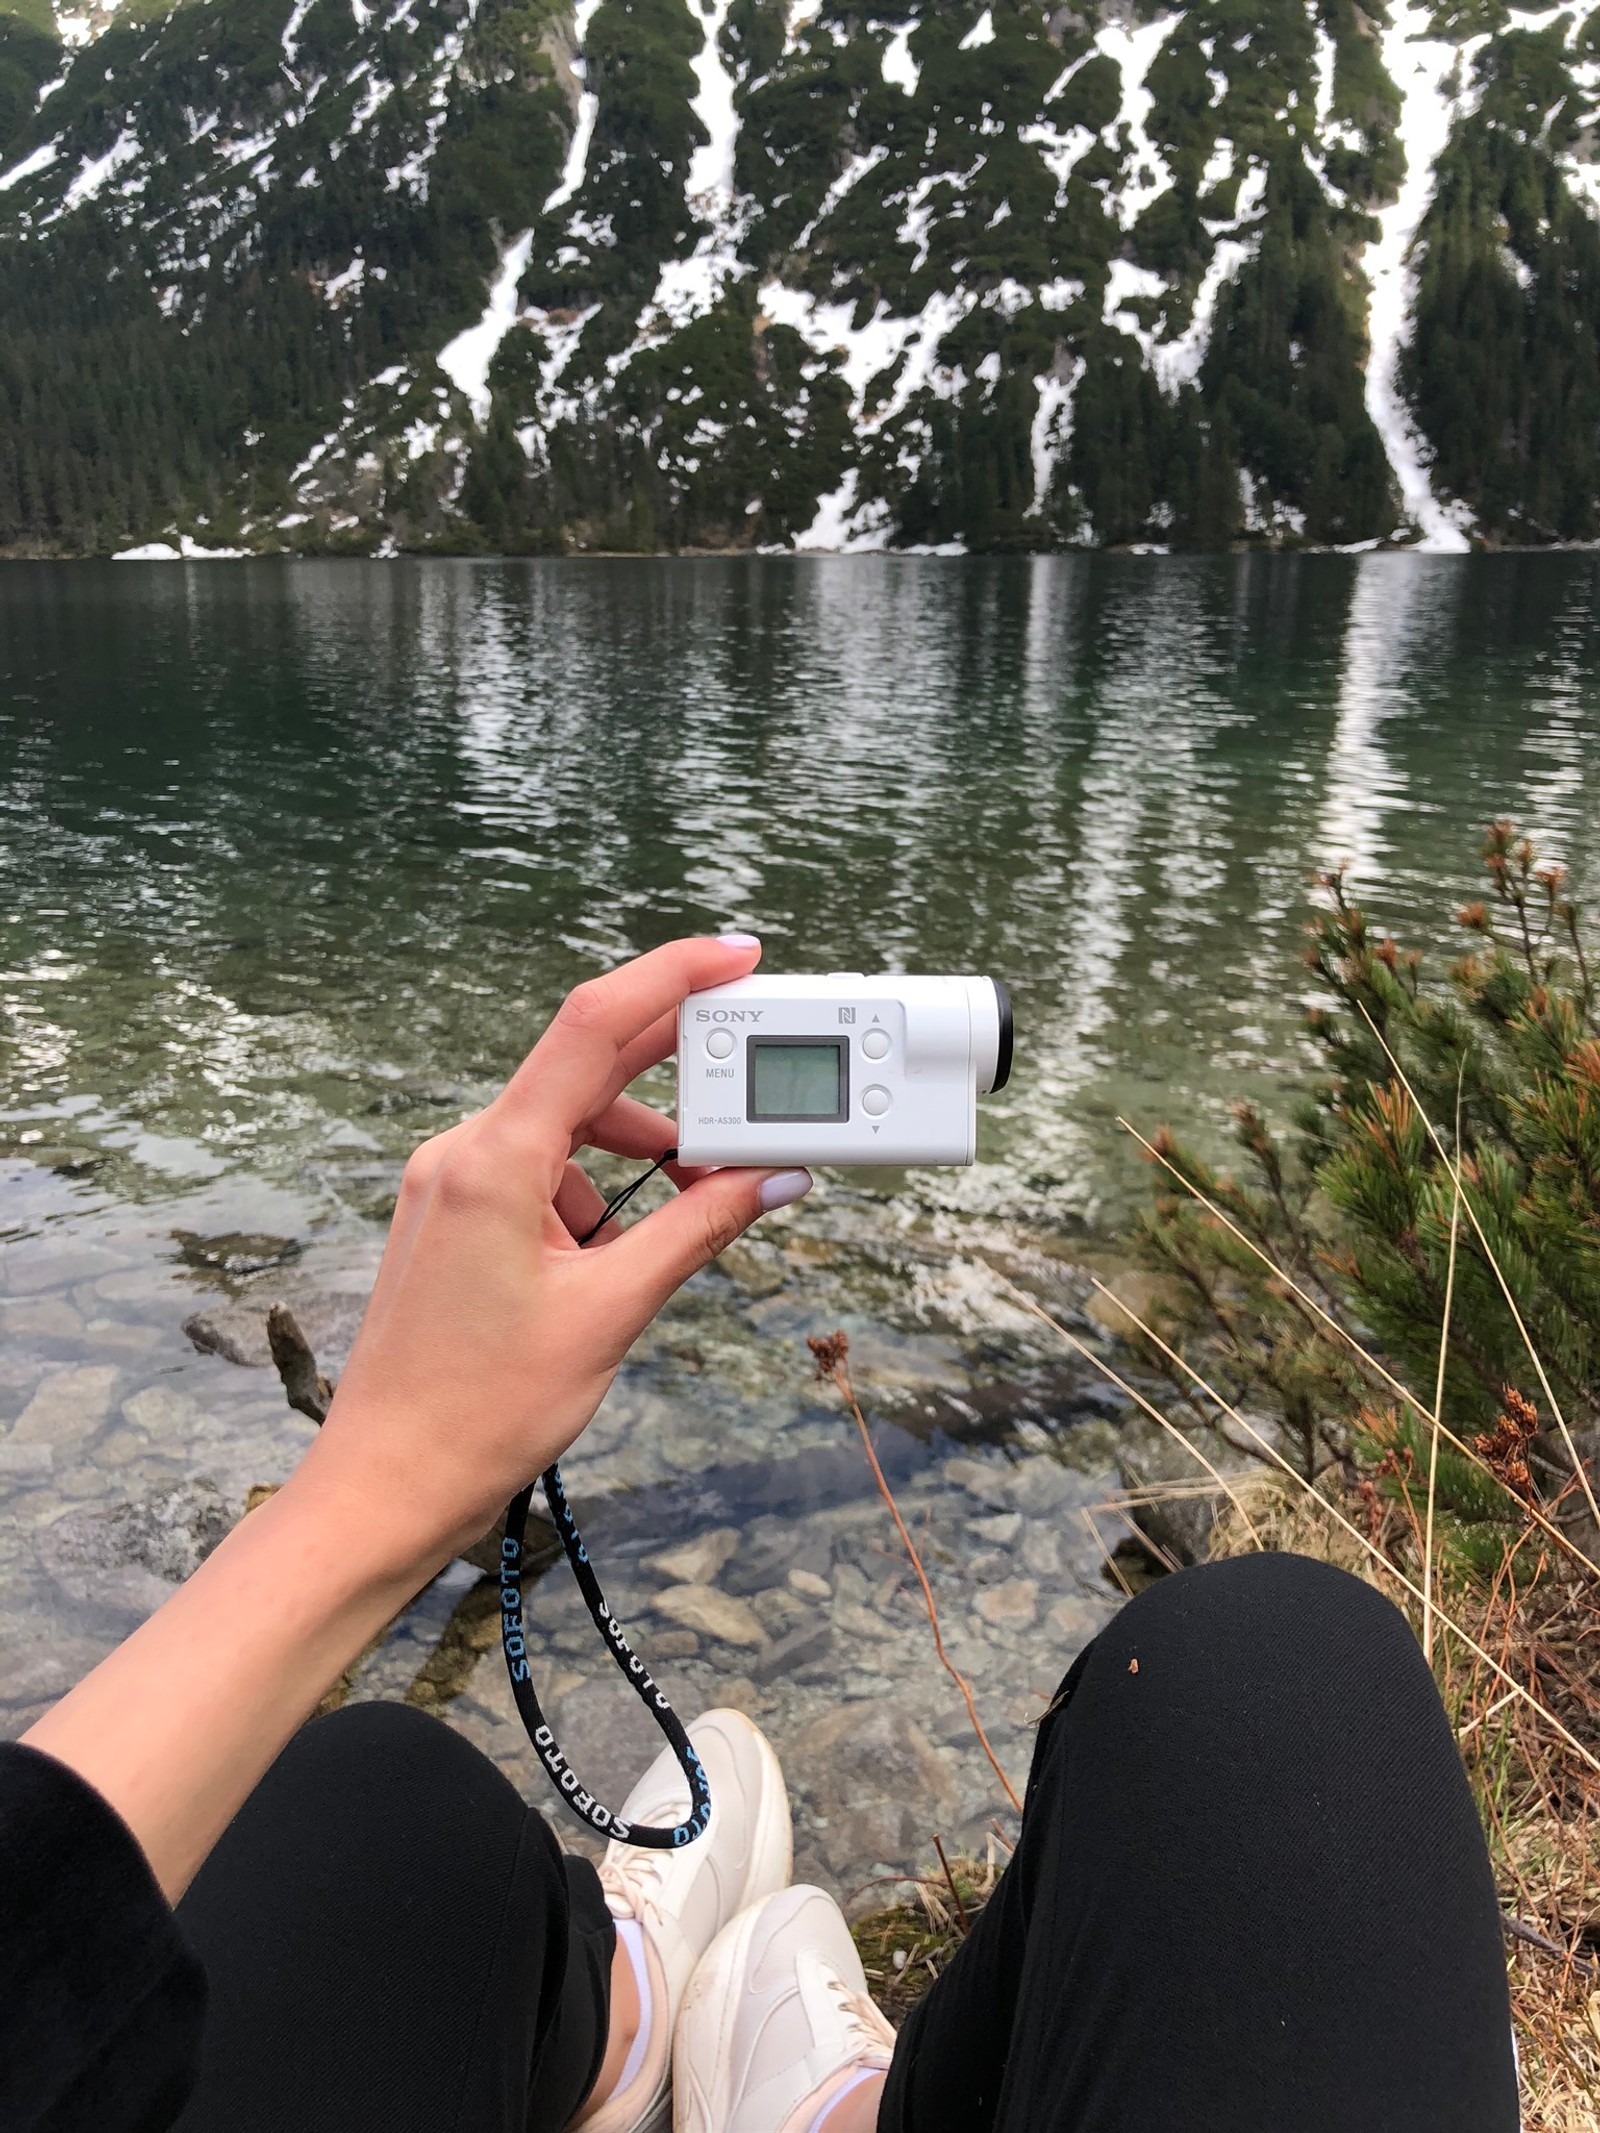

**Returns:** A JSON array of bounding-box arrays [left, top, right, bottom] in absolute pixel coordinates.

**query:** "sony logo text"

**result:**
[[694, 1008, 765, 1023]]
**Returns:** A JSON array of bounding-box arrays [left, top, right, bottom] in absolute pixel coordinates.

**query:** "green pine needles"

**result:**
[[1133, 821, 1600, 1568]]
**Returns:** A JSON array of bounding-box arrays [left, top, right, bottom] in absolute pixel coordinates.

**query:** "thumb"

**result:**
[[602, 1165, 813, 1321]]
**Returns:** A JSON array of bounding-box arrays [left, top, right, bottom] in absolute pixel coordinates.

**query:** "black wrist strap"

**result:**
[[498, 1153, 712, 1849]]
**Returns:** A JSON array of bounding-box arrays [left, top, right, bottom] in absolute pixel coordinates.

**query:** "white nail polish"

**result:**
[[718, 931, 760, 949], [758, 1169, 812, 1212]]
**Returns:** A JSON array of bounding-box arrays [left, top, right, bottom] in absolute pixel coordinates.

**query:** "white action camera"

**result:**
[[675, 974, 1013, 1167]]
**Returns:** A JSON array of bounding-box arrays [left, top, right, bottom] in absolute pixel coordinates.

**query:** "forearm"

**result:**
[[21, 1469, 439, 1902]]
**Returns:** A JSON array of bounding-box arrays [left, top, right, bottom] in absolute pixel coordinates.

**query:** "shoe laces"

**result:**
[[827, 1972, 896, 2067], [599, 1849, 670, 1933]]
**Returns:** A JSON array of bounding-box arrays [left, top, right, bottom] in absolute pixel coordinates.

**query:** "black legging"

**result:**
[[172, 1554, 1519, 2133]]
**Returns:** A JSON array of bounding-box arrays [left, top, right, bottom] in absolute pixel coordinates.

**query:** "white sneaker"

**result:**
[[673, 1885, 897, 2133], [582, 1710, 793, 2133]]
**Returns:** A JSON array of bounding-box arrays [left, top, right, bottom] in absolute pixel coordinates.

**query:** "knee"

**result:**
[[1116, 1551, 1417, 1670], [1065, 1552, 1441, 1754], [272, 1700, 510, 1808]]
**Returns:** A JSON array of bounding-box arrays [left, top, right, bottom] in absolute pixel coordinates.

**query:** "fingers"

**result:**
[[615, 1006, 680, 1089], [500, 935, 760, 1149], [597, 1165, 813, 1324], [553, 1160, 614, 1245]]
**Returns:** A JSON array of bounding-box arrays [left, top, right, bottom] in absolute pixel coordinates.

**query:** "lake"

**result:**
[[3, 551, 1599, 1889]]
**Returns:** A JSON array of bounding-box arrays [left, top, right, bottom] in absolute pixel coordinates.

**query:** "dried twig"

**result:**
[[932, 1834, 970, 1933], [808, 1331, 1023, 1814], [265, 1303, 334, 1424]]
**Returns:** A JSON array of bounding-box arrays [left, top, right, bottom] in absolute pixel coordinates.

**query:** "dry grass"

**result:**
[[850, 1845, 1001, 2025]]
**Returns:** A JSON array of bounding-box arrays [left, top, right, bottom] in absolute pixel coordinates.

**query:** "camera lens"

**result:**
[[991, 979, 1014, 1092]]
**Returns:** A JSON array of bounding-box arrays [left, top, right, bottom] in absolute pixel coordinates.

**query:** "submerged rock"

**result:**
[[172, 1230, 303, 1280], [643, 1527, 739, 1587], [36, 1479, 232, 1622], [8, 1365, 120, 1449], [975, 1578, 1040, 1630], [653, 1583, 768, 1648]]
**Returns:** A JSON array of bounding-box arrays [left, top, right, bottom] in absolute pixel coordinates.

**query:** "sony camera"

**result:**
[[675, 973, 1013, 1167]]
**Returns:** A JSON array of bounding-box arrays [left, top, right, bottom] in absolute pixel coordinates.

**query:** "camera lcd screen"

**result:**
[[747, 1038, 848, 1123]]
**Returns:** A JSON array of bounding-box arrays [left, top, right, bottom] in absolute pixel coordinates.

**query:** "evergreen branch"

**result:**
[[1357, 1004, 1600, 1543], [1121, 1116, 1600, 1587]]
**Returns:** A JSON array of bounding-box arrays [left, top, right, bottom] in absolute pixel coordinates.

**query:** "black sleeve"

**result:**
[[0, 1741, 206, 2133]]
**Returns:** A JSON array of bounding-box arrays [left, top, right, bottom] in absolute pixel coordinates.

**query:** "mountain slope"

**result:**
[[0, 0, 1597, 555]]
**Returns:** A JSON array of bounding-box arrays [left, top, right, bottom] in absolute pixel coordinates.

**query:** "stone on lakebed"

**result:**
[[652, 1583, 768, 1648]]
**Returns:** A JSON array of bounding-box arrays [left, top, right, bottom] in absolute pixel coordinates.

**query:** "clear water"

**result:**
[[3, 553, 1599, 1882]]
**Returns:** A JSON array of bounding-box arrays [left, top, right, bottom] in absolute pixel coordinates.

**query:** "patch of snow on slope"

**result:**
[[1559, 20, 1600, 219], [321, 256, 365, 304], [959, 8, 995, 49], [520, 303, 603, 450], [438, 229, 535, 425], [543, 0, 605, 215], [385, 21, 474, 198], [881, 20, 918, 94], [282, 0, 317, 69], [784, 0, 822, 53], [36, 71, 67, 107], [1020, 115, 1097, 201], [803, 145, 890, 250], [1151, 160, 1265, 390], [1312, 22, 1337, 133], [1028, 359, 1082, 518], [113, 537, 248, 560], [1099, 15, 1179, 230], [626, 0, 749, 351], [63, 127, 137, 210], [761, 282, 978, 547], [1102, 258, 1165, 360], [1363, 4, 1480, 550], [0, 142, 58, 193], [54, 2, 121, 50]]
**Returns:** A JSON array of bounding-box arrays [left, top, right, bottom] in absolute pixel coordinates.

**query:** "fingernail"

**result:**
[[758, 1168, 812, 1212], [718, 931, 760, 949]]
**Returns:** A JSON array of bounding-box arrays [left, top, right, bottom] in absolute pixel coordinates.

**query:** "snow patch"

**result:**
[[784, 0, 822, 52], [1099, 15, 1178, 231], [1020, 116, 1097, 201], [1152, 233, 1248, 391], [321, 256, 365, 304], [0, 142, 58, 193], [619, 0, 750, 357], [282, 0, 316, 68], [881, 20, 918, 94], [1362, 5, 1480, 550], [113, 537, 249, 560], [63, 127, 137, 211], [762, 280, 979, 546], [959, 8, 995, 49], [542, 0, 604, 215], [1028, 360, 1081, 517], [437, 229, 535, 426], [54, 2, 121, 50]]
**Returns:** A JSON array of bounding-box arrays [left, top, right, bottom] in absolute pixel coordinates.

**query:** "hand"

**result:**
[[294, 932, 811, 1567], [21, 933, 811, 1899]]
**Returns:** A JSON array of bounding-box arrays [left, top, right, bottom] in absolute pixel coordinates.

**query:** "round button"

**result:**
[[861, 1028, 891, 1061], [706, 1029, 735, 1059], [862, 1085, 892, 1117]]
